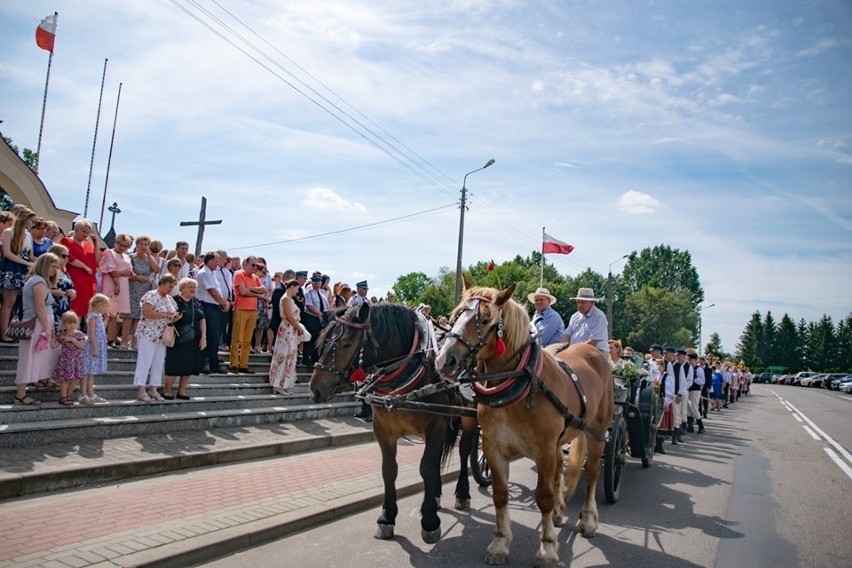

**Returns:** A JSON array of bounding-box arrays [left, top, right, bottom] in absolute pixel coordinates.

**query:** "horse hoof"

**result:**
[[484, 551, 508, 565], [552, 514, 563, 528], [454, 498, 471, 511], [422, 527, 441, 544], [374, 524, 395, 540], [532, 557, 558, 568], [575, 522, 596, 538]]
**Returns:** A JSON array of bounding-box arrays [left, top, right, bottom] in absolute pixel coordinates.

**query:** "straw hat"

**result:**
[[570, 287, 600, 302], [527, 287, 557, 306]]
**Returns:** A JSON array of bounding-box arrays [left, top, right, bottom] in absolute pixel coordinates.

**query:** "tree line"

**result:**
[[392, 243, 851, 373]]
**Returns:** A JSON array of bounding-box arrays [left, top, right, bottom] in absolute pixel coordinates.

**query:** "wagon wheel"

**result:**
[[470, 425, 492, 487], [604, 414, 628, 504]]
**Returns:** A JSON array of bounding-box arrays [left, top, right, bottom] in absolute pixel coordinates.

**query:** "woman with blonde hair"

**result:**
[[133, 274, 180, 402], [162, 278, 206, 400], [0, 207, 36, 341], [100, 233, 134, 348], [608, 339, 623, 366], [14, 253, 62, 405], [127, 235, 161, 345], [47, 243, 77, 328], [60, 219, 101, 324]]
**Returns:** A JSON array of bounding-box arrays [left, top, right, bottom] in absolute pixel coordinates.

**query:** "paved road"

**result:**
[[200, 386, 851, 568]]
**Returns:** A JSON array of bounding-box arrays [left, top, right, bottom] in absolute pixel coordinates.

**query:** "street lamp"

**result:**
[[454, 159, 496, 305], [697, 303, 716, 355], [606, 254, 628, 339]]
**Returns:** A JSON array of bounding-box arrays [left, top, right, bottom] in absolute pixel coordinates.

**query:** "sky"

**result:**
[[1, 0, 851, 353]]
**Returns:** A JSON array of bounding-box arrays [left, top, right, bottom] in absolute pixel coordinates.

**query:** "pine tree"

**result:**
[[810, 315, 838, 371], [837, 315, 852, 373], [775, 314, 799, 371], [705, 332, 728, 360], [762, 311, 777, 366], [736, 311, 763, 367], [796, 318, 810, 370]]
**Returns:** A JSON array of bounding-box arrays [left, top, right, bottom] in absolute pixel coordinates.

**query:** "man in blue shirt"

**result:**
[[561, 287, 608, 353], [528, 287, 565, 346]]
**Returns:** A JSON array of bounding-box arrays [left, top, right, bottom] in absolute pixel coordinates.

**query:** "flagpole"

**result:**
[[99, 82, 123, 229], [84, 58, 108, 221], [34, 12, 58, 175], [540, 226, 545, 287]]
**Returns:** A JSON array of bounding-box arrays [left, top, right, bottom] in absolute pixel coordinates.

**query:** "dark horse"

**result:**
[[308, 301, 477, 543]]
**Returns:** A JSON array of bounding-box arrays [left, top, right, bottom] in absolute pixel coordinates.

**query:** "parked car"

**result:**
[[792, 371, 819, 386], [830, 375, 852, 390], [755, 372, 775, 384], [777, 374, 794, 385], [802, 374, 827, 387], [843, 381, 852, 394]]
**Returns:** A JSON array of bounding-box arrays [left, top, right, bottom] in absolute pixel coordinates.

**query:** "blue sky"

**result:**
[[1, 0, 850, 353]]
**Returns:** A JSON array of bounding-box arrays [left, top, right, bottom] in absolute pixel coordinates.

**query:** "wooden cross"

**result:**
[[180, 196, 222, 257]]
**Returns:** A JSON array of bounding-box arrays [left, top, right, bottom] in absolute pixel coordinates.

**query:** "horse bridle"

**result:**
[[443, 295, 500, 374], [313, 315, 380, 383]]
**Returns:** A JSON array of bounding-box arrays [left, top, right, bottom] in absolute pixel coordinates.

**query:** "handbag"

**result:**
[[297, 322, 311, 343], [175, 298, 196, 344], [161, 324, 177, 347], [8, 318, 37, 340]]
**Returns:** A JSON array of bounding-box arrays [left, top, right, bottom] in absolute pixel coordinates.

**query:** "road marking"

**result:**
[[792, 414, 802, 423], [802, 425, 820, 440], [824, 447, 852, 482], [785, 401, 852, 465]]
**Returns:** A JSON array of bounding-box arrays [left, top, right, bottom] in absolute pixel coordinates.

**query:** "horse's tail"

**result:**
[[442, 416, 462, 469]]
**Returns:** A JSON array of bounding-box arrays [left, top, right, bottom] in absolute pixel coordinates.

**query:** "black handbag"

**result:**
[[175, 299, 196, 344]]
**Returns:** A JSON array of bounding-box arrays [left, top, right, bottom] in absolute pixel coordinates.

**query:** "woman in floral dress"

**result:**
[[132, 274, 179, 402], [48, 244, 77, 330], [268, 280, 305, 395]]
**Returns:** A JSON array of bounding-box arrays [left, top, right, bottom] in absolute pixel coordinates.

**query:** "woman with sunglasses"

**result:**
[[47, 244, 77, 329]]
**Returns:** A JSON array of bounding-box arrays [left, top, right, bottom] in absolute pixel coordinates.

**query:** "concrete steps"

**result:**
[[0, 344, 359, 448]]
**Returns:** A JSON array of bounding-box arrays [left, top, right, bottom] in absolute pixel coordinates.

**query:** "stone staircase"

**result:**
[[0, 343, 359, 448]]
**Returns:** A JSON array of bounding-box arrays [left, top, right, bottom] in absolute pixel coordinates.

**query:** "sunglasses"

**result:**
[[59, 254, 69, 259]]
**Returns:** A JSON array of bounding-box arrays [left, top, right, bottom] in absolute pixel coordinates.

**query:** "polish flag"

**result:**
[[542, 232, 574, 255], [36, 14, 57, 53]]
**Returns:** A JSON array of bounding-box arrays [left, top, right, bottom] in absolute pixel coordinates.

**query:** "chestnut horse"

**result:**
[[308, 302, 477, 544], [435, 281, 613, 567]]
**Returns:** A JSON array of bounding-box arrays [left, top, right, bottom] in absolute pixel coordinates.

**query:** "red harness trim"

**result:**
[[471, 343, 533, 397], [373, 328, 424, 397]]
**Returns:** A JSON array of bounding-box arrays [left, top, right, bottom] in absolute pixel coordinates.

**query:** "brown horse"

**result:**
[[308, 301, 478, 544], [435, 281, 613, 567]]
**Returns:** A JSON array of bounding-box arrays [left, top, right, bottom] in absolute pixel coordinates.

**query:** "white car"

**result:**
[[843, 381, 852, 394]]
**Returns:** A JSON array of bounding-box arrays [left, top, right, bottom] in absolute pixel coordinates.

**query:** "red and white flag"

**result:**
[[542, 231, 574, 255], [36, 14, 57, 53]]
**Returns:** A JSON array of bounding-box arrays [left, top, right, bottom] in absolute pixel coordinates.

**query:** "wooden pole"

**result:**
[[180, 196, 222, 257]]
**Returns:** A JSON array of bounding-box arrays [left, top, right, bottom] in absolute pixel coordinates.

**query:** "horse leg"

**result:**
[[563, 431, 585, 505], [484, 444, 512, 565], [420, 422, 445, 544], [375, 433, 399, 540], [532, 449, 561, 568], [577, 433, 604, 538], [551, 445, 566, 528], [454, 417, 475, 511]]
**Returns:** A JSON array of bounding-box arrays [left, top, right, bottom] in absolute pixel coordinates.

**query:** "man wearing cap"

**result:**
[[561, 287, 608, 353], [676, 349, 692, 440], [647, 343, 674, 454], [666, 347, 686, 444], [528, 287, 565, 346], [686, 352, 706, 433], [302, 274, 328, 365], [348, 281, 369, 307]]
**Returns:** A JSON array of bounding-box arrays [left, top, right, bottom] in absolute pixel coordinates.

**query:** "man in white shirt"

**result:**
[[175, 241, 191, 279], [348, 281, 370, 307], [302, 275, 328, 365], [215, 250, 234, 351], [196, 252, 229, 373], [561, 287, 608, 353]]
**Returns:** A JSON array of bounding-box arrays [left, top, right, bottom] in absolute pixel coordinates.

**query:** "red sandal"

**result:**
[[58, 396, 74, 406]]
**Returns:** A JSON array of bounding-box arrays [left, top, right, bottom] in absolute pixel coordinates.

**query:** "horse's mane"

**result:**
[[457, 285, 531, 354], [316, 302, 419, 362]]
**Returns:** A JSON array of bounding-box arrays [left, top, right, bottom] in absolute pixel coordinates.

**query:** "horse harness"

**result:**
[[453, 295, 606, 442]]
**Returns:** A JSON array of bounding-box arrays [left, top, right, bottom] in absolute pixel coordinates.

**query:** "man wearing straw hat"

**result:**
[[561, 287, 608, 353], [527, 287, 564, 346]]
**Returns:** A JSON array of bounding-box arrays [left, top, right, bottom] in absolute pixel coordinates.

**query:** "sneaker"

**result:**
[[238, 367, 254, 374], [90, 395, 107, 404], [79, 395, 94, 405], [148, 390, 165, 401]]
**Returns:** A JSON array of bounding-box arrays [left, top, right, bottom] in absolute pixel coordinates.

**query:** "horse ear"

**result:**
[[495, 283, 517, 306], [356, 300, 370, 322], [462, 273, 473, 292]]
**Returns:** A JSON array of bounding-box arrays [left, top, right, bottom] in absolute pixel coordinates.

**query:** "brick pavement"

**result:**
[[0, 437, 459, 568]]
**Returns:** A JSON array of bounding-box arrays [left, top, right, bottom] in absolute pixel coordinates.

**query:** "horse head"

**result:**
[[435, 281, 530, 380], [309, 301, 373, 402]]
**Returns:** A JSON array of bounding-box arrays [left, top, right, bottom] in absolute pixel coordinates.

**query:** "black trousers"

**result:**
[[302, 314, 323, 365], [201, 302, 223, 372]]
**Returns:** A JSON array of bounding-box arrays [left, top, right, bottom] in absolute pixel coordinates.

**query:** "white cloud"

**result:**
[[301, 187, 366, 212], [618, 191, 661, 215]]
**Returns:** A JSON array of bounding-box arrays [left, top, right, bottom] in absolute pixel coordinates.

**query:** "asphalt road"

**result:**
[[200, 386, 851, 568]]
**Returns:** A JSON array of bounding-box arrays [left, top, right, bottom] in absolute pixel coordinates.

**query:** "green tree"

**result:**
[[736, 311, 763, 367], [836, 315, 852, 372], [2, 136, 37, 171], [796, 318, 810, 369], [774, 314, 800, 371], [622, 245, 705, 307], [762, 311, 778, 365], [704, 332, 728, 360], [623, 286, 697, 351], [392, 272, 433, 304], [809, 315, 838, 371]]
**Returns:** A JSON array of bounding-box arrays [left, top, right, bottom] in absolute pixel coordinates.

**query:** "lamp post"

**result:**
[[697, 303, 716, 355], [454, 158, 496, 305], [606, 254, 628, 339]]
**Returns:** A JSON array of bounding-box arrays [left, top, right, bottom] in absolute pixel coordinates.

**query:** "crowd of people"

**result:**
[[2, 209, 393, 406]]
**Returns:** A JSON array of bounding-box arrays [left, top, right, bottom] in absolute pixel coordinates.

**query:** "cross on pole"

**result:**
[[180, 196, 222, 257]]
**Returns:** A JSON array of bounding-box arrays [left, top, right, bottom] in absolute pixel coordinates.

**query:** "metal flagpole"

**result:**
[[540, 226, 545, 287], [34, 12, 58, 174], [84, 58, 108, 220], [99, 82, 123, 229]]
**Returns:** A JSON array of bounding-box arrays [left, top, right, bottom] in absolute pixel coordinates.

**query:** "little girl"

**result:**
[[82, 293, 110, 404], [53, 311, 87, 406]]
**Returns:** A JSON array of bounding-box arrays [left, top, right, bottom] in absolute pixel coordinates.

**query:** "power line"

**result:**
[[228, 203, 455, 251]]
